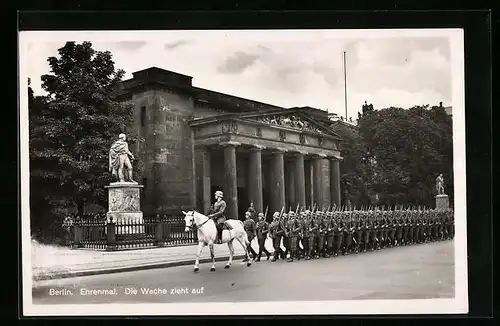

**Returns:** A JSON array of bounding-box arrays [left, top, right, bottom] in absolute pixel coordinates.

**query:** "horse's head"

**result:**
[[182, 210, 195, 232]]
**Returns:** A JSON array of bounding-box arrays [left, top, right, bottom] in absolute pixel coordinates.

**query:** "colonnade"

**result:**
[[198, 141, 341, 219]]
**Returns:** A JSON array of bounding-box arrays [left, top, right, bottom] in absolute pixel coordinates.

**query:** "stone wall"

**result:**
[[129, 88, 195, 213]]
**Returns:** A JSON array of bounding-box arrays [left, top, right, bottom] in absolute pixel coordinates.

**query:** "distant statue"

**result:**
[[109, 133, 136, 183], [435, 174, 445, 195]]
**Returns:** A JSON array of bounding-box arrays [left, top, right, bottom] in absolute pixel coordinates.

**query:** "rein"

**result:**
[[187, 212, 211, 230]]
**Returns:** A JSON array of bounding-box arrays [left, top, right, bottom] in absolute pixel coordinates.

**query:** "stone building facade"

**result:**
[[117, 67, 343, 220]]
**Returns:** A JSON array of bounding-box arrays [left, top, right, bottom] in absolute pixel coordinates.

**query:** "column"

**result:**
[[294, 152, 306, 208], [330, 158, 341, 207], [248, 146, 264, 214], [221, 141, 239, 220], [321, 158, 331, 208], [201, 147, 211, 214], [271, 148, 286, 213], [312, 155, 323, 209], [285, 160, 296, 209], [304, 159, 313, 207]]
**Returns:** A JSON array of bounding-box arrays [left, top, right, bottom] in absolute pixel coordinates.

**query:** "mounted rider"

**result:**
[[207, 190, 227, 244]]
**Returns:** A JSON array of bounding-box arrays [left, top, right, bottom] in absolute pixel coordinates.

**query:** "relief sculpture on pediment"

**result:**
[[255, 114, 324, 134]]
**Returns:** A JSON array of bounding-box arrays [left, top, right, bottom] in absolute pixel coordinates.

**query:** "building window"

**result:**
[[140, 106, 146, 127]]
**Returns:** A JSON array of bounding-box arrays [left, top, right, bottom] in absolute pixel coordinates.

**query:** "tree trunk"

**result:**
[[76, 200, 85, 217]]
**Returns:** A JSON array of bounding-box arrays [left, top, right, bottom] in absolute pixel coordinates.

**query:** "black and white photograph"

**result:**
[[21, 29, 467, 315]]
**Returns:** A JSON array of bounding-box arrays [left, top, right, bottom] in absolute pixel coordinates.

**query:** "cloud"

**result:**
[[113, 41, 147, 51], [164, 40, 191, 50], [217, 51, 260, 74], [24, 31, 454, 121]]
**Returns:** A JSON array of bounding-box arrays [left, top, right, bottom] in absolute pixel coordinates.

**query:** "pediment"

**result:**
[[238, 109, 341, 139]]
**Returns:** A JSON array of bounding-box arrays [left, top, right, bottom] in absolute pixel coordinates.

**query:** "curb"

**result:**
[[33, 254, 248, 281]]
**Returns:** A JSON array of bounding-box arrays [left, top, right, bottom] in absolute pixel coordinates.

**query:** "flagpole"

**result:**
[[343, 51, 348, 120]]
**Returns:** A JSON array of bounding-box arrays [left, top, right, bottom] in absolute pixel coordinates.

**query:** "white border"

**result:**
[[20, 29, 468, 316]]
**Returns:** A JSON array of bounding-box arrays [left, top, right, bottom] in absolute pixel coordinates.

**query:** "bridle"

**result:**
[[185, 211, 211, 231]]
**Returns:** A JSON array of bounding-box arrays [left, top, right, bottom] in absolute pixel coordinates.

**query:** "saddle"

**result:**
[[220, 221, 233, 230]]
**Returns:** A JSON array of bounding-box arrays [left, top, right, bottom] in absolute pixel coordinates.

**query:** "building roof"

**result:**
[[119, 67, 285, 114]]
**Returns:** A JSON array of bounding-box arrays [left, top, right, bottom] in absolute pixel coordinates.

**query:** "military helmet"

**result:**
[[215, 190, 223, 198]]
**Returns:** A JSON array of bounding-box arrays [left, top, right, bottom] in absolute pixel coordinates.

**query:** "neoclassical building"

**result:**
[[117, 67, 343, 220]]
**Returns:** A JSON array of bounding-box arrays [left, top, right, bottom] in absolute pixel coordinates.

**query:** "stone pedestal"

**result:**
[[105, 182, 145, 234], [435, 194, 450, 211]]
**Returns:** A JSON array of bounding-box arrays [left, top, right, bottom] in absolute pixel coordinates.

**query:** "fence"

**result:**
[[66, 215, 197, 251]]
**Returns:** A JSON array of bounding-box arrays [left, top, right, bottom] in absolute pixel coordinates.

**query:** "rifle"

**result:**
[[264, 205, 269, 220], [294, 202, 300, 217]]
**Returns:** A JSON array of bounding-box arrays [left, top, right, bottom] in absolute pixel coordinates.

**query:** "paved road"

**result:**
[[32, 240, 454, 304]]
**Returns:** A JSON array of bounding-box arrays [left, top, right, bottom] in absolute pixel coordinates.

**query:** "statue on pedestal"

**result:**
[[435, 173, 445, 195], [109, 133, 136, 183]]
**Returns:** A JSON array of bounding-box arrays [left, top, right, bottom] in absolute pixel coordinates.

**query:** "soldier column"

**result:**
[[248, 145, 264, 214], [271, 148, 286, 213], [221, 141, 240, 220]]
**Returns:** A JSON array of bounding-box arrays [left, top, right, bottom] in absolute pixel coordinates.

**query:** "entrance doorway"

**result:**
[[237, 187, 249, 220]]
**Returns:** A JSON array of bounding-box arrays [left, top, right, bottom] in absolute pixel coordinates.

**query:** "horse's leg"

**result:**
[[209, 242, 216, 272], [194, 241, 204, 273], [236, 233, 252, 267], [225, 239, 234, 269]]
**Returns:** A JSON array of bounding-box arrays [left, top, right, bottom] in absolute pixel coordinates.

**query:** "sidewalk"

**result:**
[[31, 238, 275, 281]]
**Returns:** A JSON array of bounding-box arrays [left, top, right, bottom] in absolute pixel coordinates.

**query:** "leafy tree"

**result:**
[[29, 41, 135, 226], [332, 121, 372, 207], [357, 104, 453, 207]]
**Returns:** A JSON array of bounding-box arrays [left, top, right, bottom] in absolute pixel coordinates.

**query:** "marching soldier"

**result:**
[[354, 214, 364, 253], [255, 212, 271, 261], [333, 212, 343, 255], [312, 211, 321, 259], [243, 211, 257, 261], [317, 213, 328, 257], [363, 212, 371, 252], [325, 212, 335, 257], [246, 202, 257, 222], [343, 214, 354, 255], [396, 209, 404, 246], [281, 212, 290, 259], [389, 211, 397, 247], [303, 213, 315, 260], [269, 212, 284, 261], [286, 213, 300, 262], [292, 211, 304, 259]]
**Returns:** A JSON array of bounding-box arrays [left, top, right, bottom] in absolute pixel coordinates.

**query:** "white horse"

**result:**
[[182, 210, 252, 272]]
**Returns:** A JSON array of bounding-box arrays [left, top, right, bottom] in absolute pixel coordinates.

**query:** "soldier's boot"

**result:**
[[217, 227, 223, 244], [255, 254, 261, 262], [266, 251, 271, 260], [287, 251, 294, 262]]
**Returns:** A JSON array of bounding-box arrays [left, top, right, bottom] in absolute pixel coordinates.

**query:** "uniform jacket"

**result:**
[[269, 220, 281, 238], [243, 218, 256, 237], [208, 200, 226, 220], [256, 220, 269, 239]]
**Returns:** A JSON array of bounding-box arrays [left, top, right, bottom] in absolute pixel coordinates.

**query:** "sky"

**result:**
[[22, 30, 456, 120]]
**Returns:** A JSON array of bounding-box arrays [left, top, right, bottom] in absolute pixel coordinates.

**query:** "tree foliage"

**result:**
[[334, 122, 373, 207], [356, 104, 453, 207], [29, 41, 135, 228]]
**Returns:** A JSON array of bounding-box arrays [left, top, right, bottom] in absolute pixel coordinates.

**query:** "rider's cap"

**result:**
[[215, 191, 223, 197]]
